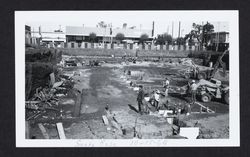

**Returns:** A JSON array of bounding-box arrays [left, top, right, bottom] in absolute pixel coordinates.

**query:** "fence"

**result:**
[[65, 42, 204, 51]]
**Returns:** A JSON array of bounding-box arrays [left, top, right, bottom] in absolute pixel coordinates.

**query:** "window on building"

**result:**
[[75, 36, 83, 41]]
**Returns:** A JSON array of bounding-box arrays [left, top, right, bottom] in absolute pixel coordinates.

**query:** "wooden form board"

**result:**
[[56, 123, 66, 139]]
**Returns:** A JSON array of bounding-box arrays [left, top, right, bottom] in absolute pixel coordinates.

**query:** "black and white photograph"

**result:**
[[15, 11, 239, 147]]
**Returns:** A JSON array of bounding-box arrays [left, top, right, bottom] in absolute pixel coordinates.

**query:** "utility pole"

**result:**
[[152, 21, 155, 37], [110, 23, 113, 44], [38, 26, 42, 46], [152, 21, 155, 45], [201, 21, 204, 50], [216, 22, 220, 52], [172, 21, 174, 45], [178, 21, 181, 46], [102, 25, 107, 47], [178, 21, 181, 38], [102, 28, 104, 46]]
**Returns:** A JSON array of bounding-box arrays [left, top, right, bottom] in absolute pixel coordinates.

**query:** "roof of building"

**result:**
[[66, 26, 153, 38], [209, 31, 229, 35], [31, 32, 66, 42]]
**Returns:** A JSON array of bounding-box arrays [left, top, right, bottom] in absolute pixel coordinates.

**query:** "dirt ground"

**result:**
[[29, 58, 229, 139]]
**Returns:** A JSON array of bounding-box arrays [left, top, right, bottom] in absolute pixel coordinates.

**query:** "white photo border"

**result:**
[[15, 10, 239, 147]]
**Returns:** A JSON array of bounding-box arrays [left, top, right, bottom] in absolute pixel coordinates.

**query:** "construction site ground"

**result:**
[[28, 57, 229, 139]]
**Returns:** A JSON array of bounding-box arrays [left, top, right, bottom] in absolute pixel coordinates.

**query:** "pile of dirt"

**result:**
[[178, 58, 203, 66]]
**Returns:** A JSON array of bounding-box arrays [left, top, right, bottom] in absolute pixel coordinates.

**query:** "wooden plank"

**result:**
[[38, 123, 50, 139], [102, 115, 109, 125], [27, 112, 41, 120], [194, 102, 215, 113], [50, 73, 55, 86], [56, 123, 66, 139], [25, 101, 41, 104], [25, 121, 30, 139]]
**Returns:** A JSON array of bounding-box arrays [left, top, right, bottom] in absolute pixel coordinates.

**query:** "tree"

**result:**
[[164, 33, 173, 45], [156, 33, 172, 45], [89, 32, 97, 43], [184, 22, 214, 48], [97, 21, 107, 28], [176, 37, 185, 45], [184, 34, 195, 46], [155, 34, 165, 45], [139, 33, 149, 44], [115, 33, 125, 44], [202, 22, 214, 47]]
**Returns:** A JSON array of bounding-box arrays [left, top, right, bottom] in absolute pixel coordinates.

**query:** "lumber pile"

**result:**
[[25, 48, 77, 122], [25, 62, 55, 99], [25, 48, 62, 99]]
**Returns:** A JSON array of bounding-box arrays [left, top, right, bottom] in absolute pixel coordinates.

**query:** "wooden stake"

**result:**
[[194, 102, 215, 113], [50, 73, 55, 86], [38, 123, 50, 139], [102, 115, 109, 125], [56, 123, 66, 139]]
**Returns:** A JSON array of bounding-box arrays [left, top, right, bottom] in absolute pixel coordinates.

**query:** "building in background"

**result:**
[[25, 25, 31, 46], [207, 31, 229, 52], [210, 32, 229, 43], [65, 26, 153, 44], [31, 27, 66, 47]]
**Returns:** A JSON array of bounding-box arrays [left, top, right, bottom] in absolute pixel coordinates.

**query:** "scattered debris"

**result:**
[[166, 117, 174, 124], [60, 99, 75, 105], [52, 81, 63, 88], [26, 48, 229, 139], [158, 109, 173, 117], [27, 111, 43, 120], [102, 105, 123, 135], [65, 60, 77, 66]]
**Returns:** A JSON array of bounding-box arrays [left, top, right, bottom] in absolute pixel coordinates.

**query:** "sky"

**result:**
[[26, 11, 229, 38]]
